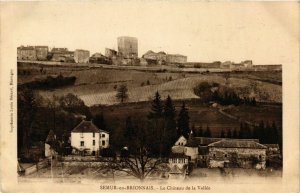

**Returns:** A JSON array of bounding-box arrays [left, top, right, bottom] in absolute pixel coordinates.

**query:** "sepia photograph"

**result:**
[[1, 1, 299, 193]]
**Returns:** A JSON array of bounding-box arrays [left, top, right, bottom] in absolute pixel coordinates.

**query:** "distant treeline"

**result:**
[[20, 75, 76, 90], [194, 81, 257, 106]]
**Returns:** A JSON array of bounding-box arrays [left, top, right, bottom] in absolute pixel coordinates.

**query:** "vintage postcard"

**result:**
[[0, 1, 299, 193]]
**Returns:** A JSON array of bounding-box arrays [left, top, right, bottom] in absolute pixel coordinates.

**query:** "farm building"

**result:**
[[207, 139, 267, 169], [166, 54, 187, 64], [171, 135, 268, 169], [71, 120, 109, 156], [74, 49, 90, 64], [117, 36, 138, 59]]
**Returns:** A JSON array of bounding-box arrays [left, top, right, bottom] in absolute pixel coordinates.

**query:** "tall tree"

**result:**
[[116, 84, 128, 103], [148, 91, 163, 119], [232, 128, 238, 138], [163, 95, 177, 151], [198, 126, 204, 137], [177, 102, 190, 138], [204, 125, 212, 137], [227, 129, 232, 138], [18, 88, 40, 157], [220, 129, 225, 138], [110, 121, 163, 181], [93, 112, 107, 131], [124, 116, 135, 141]]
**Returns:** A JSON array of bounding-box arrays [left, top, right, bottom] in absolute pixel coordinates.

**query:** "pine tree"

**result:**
[[220, 129, 225, 138], [116, 84, 128, 103], [198, 126, 203, 137], [232, 128, 238, 138], [93, 112, 107, 131], [124, 116, 135, 141], [227, 129, 232, 138], [271, 121, 279, 144], [163, 95, 177, 150], [177, 102, 190, 138], [204, 125, 212, 137], [148, 91, 163, 119]]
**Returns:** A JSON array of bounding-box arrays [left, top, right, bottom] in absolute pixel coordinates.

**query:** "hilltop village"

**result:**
[[17, 36, 281, 71], [17, 36, 282, 181]]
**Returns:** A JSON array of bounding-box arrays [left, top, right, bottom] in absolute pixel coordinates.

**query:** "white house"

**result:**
[[45, 130, 58, 158], [71, 120, 109, 156], [168, 153, 189, 179]]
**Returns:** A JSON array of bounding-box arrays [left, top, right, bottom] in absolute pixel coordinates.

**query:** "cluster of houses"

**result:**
[[44, 120, 280, 174], [17, 36, 282, 71], [168, 134, 280, 178], [17, 36, 187, 67]]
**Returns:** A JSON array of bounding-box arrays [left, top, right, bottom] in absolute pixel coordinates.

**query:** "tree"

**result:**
[[148, 91, 163, 119], [204, 125, 212, 137], [116, 84, 128, 103], [110, 123, 163, 181], [197, 126, 204, 137], [59, 93, 91, 119], [93, 112, 107, 131], [163, 95, 177, 150], [227, 129, 232, 138], [124, 116, 135, 141], [232, 128, 238, 138], [177, 102, 190, 138], [18, 88, 40, 158]]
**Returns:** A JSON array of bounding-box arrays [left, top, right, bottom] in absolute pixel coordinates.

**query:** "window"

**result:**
[[93, 132, 95, 137], [225, 154, 227, 158], [213, 154, 216, 158], [80, 141, 84, 146], [102, 134, 105, 138], [102, 141, 105, 146], [93, 140, 95, 146]]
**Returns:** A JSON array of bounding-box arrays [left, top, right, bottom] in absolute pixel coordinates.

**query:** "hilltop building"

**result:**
[[50, 48, 74, 62], [117, 36, 138, 59], [105, 48, 117, 59], [17, 46, 37, 61], [74, 49, 90, 64], [142, 50, 167, 65], [35, 46, 49, 61], [71, 120, 109, 156], [90, 53, 111, 64], [166, 54, 187, 64]]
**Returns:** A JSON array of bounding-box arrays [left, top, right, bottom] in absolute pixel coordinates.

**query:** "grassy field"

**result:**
[[18, 63, 282, 106], [18, 63, 282, 137]]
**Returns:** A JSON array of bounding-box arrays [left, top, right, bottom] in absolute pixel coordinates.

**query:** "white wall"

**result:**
[[71, 132, 100, 153], [99, 132, 109, 148], [174, 136, 187, 146]]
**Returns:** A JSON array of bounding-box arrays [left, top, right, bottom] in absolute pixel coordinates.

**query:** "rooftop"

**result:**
[[72, 120, 100, 133], [208, 139, 267, 149]]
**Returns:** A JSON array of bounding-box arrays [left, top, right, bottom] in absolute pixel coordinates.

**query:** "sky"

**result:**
[[3, 1, 299, 64]]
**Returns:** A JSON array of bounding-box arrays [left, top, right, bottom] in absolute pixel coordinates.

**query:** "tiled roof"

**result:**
[[208, 139, 267, 149], [71, 120, 100, 133], [169, 153, 189, 158]]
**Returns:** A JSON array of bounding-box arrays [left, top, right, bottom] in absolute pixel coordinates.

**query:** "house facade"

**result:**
[[35, 46, 49, 61], [207, 139, 267, 169], [17, 46, 37, 61], [166, 54, 187, 64], [71, 120, 109, 156], [74, 49, 90, 63]]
